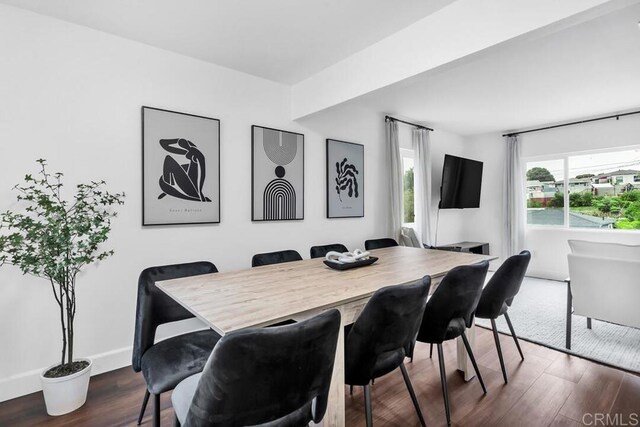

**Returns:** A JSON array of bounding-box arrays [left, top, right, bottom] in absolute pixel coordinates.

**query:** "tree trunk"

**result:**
[[66, 283, 73, 365], [58, 283, 67, 367], [67, 307, 73, 365]]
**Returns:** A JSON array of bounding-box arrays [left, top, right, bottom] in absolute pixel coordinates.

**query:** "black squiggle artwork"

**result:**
[[158, 138, 211, 202], [335, 158, 359, 202]]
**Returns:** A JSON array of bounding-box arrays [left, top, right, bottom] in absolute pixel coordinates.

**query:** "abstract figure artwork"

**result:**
[[252, 126, 304, 221], [142, 107, 220, 225], [158, 138, 211, 202], [326, 139, 364, 218]]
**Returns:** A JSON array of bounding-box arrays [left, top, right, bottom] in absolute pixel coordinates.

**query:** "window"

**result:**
[[525, 159, 564, 226], [401, 149, 415, 224], [525, 147, 640, 230]]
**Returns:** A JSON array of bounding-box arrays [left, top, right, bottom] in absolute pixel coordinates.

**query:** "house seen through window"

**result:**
[[525, 147, 640, 229]]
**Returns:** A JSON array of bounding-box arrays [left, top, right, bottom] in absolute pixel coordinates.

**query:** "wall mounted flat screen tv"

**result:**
[[439, 154, 483, 209]]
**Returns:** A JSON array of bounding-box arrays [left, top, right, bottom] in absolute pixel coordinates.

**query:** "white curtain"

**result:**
[[503, 135, 525, 259], [413, 128, 433, 247], [386, 120, 403, 242]]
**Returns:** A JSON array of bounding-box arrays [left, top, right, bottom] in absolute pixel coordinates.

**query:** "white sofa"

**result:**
[[566, 240, 640, 349]]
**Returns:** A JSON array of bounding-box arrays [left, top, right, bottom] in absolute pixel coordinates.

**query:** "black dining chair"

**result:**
[[475, 250, 531, 383], [251, 250, 302, 326], [364, 237, 399, 251], [345, 278, 431, 427], [132, 261, 221, 427], [171, 309, 341, 427], [310, 243, 349, 259], [251, 249, 303, 267], [415, 261, 489, 426]]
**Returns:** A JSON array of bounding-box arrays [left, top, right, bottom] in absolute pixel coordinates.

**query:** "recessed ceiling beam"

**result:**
[[291, 0, 618, 120]]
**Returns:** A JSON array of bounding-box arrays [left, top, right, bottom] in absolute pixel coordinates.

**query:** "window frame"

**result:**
[[523, 144, 640, 233]]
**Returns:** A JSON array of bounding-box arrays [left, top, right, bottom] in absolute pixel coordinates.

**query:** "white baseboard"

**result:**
[[526, 269, 567, 282], [0, 346, 132, 403]]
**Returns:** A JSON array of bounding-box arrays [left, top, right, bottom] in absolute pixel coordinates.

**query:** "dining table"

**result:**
[[156, 245, 497, 426]]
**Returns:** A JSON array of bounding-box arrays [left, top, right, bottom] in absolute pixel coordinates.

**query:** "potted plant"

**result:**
[[0, 159, 124, 415]]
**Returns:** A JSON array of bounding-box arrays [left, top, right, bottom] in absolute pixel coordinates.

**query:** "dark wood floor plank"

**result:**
[[496, 373, 575, 427], [609, 374, 640, 421], [453, 366, 529, 427], [550, 414, 585, 427], [518, 338, 563, 362], [559, 363, 624, 422], [545, 354, 590, 384], [477, 345, 554, 390]]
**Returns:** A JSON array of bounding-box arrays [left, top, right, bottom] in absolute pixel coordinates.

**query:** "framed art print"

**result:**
[[326, 139, 364, 218], [252, 125, 304, 221], [142, 106, 220, 226]]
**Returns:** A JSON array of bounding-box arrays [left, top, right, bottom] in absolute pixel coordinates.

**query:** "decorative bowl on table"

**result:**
[[323, 249, 378, 270]]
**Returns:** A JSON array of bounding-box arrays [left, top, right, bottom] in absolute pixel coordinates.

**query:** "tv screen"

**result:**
[[439, 154, 483, 209]]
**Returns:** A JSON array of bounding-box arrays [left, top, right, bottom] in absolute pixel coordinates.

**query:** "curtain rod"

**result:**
[[385, 115, 434, 132], [502, 109, 640, 138]]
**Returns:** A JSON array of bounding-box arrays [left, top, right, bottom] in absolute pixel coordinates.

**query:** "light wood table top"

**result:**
[[156, 246, 496, 335]]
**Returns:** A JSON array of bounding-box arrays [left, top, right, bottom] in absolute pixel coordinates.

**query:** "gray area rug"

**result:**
[[475, 274, 640, 373]]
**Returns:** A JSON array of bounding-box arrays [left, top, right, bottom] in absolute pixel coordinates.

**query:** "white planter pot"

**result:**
[[40, 358, 92, 416]]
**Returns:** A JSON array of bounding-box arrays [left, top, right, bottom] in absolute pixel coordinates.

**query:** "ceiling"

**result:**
[[0, 0, 455, 84], [349, 1, 640, 135], [3, 0, 638, 135]]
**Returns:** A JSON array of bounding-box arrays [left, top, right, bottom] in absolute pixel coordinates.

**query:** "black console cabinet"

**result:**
[[435, 241, 490, 255]]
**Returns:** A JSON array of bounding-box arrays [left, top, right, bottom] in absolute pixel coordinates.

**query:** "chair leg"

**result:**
[[504, 312, 524, 361], [137, 389, 150, 425], [364, 384, 373, 427], [436, 344, 451, 427], [587, 317, 592, 329], [153, 393, 160, 427], [399, 363, 427, 427], [429, 343, 433, 358], [461, 332, 487, 394], [491, 319, 508, 384], [566, 280, 572, 350]]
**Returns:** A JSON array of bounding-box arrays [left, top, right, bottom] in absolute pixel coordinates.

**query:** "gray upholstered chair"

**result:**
[[400, 227, 422, 248], [310, 243, 348, 259], [132, 261, 221, 427], [171, 309, 341, 427]]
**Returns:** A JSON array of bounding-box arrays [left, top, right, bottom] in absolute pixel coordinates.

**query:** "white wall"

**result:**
[[0, 4, 472, 401], [463, 114, 640, 280], [0, 5, 393, 401], [461, 134, 506, 269]]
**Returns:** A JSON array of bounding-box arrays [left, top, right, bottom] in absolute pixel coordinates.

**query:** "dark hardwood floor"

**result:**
[[1, 327, 637, 426]]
